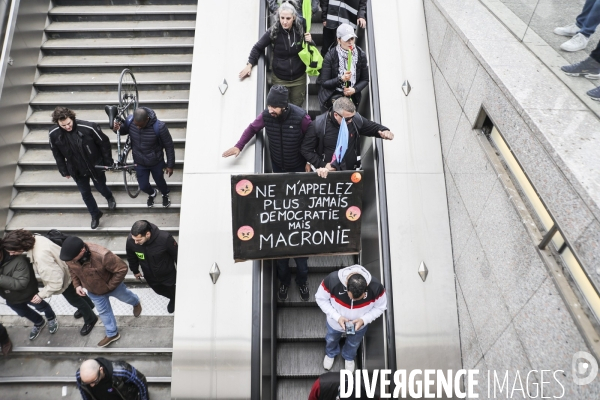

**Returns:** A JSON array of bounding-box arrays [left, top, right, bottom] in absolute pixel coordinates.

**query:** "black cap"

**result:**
[[59, 236, 85, 261], [266, 85, 289, 108]]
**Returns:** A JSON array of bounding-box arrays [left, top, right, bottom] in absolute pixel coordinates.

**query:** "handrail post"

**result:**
[[538, 224, 558, 250]]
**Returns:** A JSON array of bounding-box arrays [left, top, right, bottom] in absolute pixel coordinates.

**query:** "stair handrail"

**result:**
[[0, 0, 17, 102]]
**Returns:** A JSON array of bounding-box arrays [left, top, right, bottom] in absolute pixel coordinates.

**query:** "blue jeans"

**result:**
[[325, 321, 368, 361], [8, 300, 56, 327], [87, 283, 139, 337], [136, 161, 169, 196], [75, 172, 113, 218], [576, 0, 600, 37]]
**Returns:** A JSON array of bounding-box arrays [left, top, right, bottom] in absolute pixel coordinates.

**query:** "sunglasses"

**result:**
[[335, 112, 354, 123]]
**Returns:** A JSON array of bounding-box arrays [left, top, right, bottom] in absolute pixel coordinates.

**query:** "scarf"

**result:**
[[336, 44, 358, 89]]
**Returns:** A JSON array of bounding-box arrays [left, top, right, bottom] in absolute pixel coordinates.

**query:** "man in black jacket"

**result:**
[[126, 220, 178, 313], [77, 358, 148, 400], [222, 85, 312, 302], [301, 97, 394, 176], [49, 107, 116, 229], [320, 0, 368, 56], [114, 107, 176, 208]]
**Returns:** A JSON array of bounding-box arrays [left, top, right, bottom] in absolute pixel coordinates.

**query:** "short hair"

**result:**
[[133, 108, 149, 124], [51, 107, 76, 124], [348, 274, 367, 298], [131, 220, 152, 236], [0, 229, 36, 252], [332, 97, 356, 115]]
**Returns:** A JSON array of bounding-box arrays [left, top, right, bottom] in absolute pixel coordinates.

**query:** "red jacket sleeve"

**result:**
[[308, 377, 320, 400]]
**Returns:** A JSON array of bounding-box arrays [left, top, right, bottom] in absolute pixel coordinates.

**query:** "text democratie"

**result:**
[[339, 369, 568, 399]]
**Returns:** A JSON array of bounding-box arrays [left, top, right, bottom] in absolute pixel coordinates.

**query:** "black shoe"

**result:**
[[167, 299, 175, 314], [80, 317, 98, 336], [162, 193, 171, 208], [107, 196, 116, 211], [91, 211, 103, 230], [147, 189, 158, 207], [278, 283, 289, 301], [73, 310, 83, 319], [299, 283, 310, 301]]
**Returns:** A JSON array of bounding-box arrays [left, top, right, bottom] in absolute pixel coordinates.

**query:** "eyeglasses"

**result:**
[[82, 368, 102, 386]]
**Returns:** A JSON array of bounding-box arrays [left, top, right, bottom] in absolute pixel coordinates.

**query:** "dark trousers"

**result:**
[[148, 282, 176, 302], [61, 283, 96, 325], [0, 323, 8, 345], [75, 171, 113, 218], [321, 27, 337, 57], [591, 40, 600, 62], [8, 300, 56, 327], [136, 161, 170, 196]]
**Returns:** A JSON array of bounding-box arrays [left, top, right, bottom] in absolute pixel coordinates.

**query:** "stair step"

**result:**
[[46, 20, 195, 32], [49, 5, 198, 16], [6, 211, 180, 232], [27, 108, 189, 125], [39, 54, 192, 68], [24, 128, 186, 144], [277, 342, 344, 377], [277, 379, 315, 400], [278, 307, 326, 340], [42, 37, 194, 50], [35, 72, 191, 87], [14, 169, 183, 188], [18, 148, 185, 166], [31, 90, 190, 106]]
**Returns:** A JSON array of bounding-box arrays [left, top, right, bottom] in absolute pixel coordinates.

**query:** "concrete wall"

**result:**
[[424, 0, 600, 397]]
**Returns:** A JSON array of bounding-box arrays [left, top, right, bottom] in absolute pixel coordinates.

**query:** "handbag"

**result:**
[[297, 0, 323, 76]]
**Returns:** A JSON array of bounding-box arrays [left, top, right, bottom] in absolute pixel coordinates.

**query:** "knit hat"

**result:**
[[60, 236, 85, 261], [267, 85, 289, 108]]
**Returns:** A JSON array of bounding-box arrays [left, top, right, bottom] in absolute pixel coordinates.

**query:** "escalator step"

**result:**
[[277, 378, 315, 400], [277, 342, 345, 377], [278, 307, 326, 340], [280, 273, 329, 305]]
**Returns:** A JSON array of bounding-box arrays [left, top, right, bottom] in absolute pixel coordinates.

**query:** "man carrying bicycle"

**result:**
[[113, 107, 175, 208], [49, 107, 116, 229]]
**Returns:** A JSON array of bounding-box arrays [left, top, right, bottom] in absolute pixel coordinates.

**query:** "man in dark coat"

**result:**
[[126, 220, 178, 313], [114, 107, 176, 208], [77, 358, 148, 400], [49, 107, 116, 229], [320, 0, 368, 56], [222, 85, 312, 302]]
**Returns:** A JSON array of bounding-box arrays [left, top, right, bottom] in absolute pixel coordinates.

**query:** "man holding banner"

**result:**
[[301, 97, 394, 176]]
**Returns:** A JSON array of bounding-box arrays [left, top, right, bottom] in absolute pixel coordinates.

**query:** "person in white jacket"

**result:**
[[2, 229, 98, 336], [315, 264, 387, 372]]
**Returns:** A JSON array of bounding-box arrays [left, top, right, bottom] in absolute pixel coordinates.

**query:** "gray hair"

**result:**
[[270, 1, 304, 41], [332, 97, 356, 115]]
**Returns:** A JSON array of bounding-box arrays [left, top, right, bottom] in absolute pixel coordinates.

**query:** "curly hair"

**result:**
[[270, 1, 304, 42], [0, 229, 36, 252], [51, 106, 76, 124]]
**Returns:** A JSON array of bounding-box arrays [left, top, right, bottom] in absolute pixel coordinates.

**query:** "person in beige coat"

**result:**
[[1, 229, 98, 336]]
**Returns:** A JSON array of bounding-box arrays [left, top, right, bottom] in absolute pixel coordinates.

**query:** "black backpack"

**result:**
[[39, 229, 69, 247]]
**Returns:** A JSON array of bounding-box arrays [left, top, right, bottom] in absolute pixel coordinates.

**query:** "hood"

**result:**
[[145, 223, 160, 246], [338, 264, 372, 286], [96, 357, 114, 381], [141, 107, 158, 127]]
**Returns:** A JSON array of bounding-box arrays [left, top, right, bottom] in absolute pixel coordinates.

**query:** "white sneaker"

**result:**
[[561, 33, 590, 52], [345, 359, 355, 372], [323, 355, 335, 370], [554, 23, 580, 37]]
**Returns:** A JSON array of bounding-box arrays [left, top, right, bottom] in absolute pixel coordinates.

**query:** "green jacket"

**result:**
[[0, 254, 38, 304]]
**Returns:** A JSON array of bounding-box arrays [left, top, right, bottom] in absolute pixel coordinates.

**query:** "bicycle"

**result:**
[[97, 68, 141, 198]]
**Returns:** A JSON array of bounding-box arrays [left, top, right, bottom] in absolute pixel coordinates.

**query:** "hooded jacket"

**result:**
[[26, 235, 71, 299], [66, 243, 128, 295], [126, 223, 178, 286], [315, 265, 387, 332], [76, 357, 148, 400], [49, 119, 113, 181], [120, 107, 175, 168], [0, 252, 39, 304]]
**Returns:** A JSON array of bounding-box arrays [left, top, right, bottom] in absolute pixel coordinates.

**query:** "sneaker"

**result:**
[[97, 333, 120, 347], [147, 189, 158, 207], [1, 338, 12, 356], [299, 283, 310, 301], [278, 283, 289, 301], [162, 193, 171, 208], [48, 319, 59, 334], [345, 359, 355, 372], [554, 23, 580, 37], [560, 33, 590, 52], [29, 320, 46, 340], [561, 56, 600, 78], [133, 302, 142, 317], [587, 86, 600, 100], [323, 355, 335, 370]]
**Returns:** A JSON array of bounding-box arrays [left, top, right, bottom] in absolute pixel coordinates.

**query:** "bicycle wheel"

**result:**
[[123, 147, 140, 198], [118, 69, 139, 117]]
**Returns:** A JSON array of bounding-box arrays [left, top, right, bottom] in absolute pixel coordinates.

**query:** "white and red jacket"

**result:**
[[315, 265, 387, 332]]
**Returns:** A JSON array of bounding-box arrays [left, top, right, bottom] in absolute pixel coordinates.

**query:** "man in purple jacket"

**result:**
[[222, 85, 313, 302]]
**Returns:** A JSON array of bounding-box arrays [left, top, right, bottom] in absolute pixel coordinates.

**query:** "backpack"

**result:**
[[123, 114, 162, 147], [39, 229, 69, 247]]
